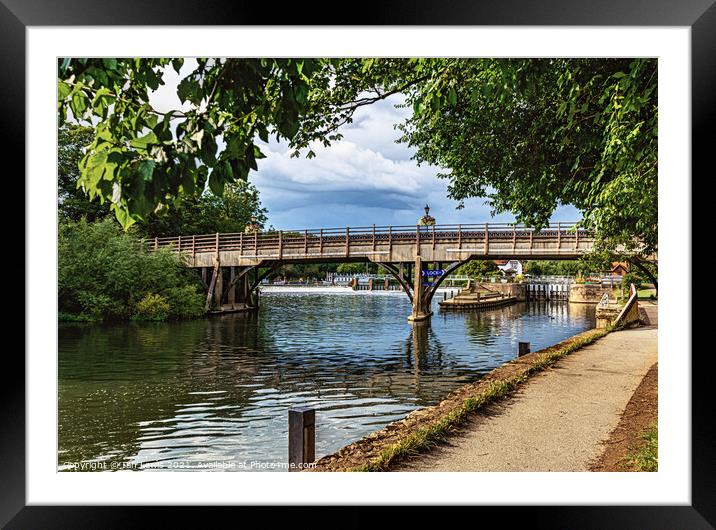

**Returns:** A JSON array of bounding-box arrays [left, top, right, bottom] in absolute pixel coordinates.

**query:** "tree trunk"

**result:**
[[628, 258, 658, 293]]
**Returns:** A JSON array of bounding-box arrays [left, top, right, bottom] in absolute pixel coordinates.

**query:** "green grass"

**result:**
[[623, 422, 658, 472], [637, 288, 657, 300], [353, 328, 611, 472]]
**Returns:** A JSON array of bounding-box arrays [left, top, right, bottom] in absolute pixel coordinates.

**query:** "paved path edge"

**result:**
[[309, 326, 611, 472]]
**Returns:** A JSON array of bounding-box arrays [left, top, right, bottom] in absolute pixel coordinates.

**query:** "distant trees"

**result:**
[[456, 260, 499, 279], [524, 260, 582, 277], [138, 180, 267, 237], [336, 263, 377, 275]]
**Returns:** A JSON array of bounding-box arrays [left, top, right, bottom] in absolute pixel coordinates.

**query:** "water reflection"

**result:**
[[59, 290, 595, 471]]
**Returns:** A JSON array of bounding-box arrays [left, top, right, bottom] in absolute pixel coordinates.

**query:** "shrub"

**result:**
[[58, 311, 97, 322], [133, 294, 171, 321], [76, 291, 128, 320], [163, 285, 205, 319], [59, 218, 206, 321]]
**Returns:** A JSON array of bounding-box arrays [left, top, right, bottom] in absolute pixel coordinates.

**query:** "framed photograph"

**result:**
[[5, 0, 710, 526]]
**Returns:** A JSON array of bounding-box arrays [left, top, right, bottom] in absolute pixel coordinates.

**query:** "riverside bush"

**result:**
[[59, 218, 206, 321], [133, 294, 170, 321], [162, 285, 206, 319]]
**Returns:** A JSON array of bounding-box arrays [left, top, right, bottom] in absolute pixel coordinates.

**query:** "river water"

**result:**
[[58, 287, 595, 471]]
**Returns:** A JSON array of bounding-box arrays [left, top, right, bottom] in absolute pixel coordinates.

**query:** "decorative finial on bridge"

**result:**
[[419, 204, 436, 226], [244, 215, 261, 234]]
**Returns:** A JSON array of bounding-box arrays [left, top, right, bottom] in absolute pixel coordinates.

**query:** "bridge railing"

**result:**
[[149, 222, 594, 255]]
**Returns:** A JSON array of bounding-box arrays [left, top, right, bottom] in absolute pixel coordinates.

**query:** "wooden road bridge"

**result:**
[[150, 222, 598, 322]]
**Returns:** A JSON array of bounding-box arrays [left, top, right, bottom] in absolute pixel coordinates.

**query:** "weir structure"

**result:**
[[150, 222, 598, 322]]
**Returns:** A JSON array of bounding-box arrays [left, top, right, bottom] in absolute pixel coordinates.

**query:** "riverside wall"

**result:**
[[569, 283, 621, 304]]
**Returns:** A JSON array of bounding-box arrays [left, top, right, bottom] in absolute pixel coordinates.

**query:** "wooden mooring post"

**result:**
[[288, 407, 315, 471], [518, 342, 531, 357]]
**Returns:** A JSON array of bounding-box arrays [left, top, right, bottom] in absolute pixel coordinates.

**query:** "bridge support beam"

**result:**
[[228, 267, 237, 308], [408, 256, 431, 322], [205, 265, 262, 313], [376, 258, 467, 323], [213, 266, 223, 309]]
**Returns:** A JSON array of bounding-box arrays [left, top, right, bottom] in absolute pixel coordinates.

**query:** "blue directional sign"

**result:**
[[421, 269, 445, 277]]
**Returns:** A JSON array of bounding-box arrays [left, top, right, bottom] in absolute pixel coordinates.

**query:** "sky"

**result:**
[[151, 61, 581, 230]]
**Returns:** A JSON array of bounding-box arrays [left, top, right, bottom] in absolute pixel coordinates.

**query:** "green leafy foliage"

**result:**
[[58, 124, 112, 221], [58, 122, 267, 237], [621, 271, 646, 291], [456, 260, 499, 279], [269, 263, 348, 281], [295, 58, 657, 261], [335, 262, 378, 275], [133, 294, 170, 321], [391, 58, 657, 258], [524, 260, 582, 276], [58, 57, 656, 271], [58, 218, 205, 320], [58, 58, 320, 229]]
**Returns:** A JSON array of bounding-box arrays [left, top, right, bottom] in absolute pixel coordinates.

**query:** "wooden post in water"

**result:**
[[518, 342, 531, 357], [288, 407, 315, 471]]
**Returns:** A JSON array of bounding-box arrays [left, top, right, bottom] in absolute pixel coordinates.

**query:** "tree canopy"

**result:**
[[297, 58, 657, 257], [58, 123, 267, 236], [58, 58, 657, 266], [58, 58, 323, 229]]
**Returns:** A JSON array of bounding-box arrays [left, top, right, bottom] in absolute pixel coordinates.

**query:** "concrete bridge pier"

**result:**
[[375, 256, 466, 323], [408, 256, 431, 322]]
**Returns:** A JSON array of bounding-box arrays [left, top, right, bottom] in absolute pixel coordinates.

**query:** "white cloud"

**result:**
[[148, 59, 582, 229], [150, 59, 197, 115]]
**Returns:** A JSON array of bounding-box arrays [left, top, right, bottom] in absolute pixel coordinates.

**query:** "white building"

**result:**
[[495, 259, 523, 276]]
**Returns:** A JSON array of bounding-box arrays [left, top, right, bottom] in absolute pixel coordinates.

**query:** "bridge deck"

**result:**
[[150, 222, 596, 267]]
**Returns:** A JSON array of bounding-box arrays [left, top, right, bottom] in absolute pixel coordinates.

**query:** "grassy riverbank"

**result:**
[[590, 362, 658, 472], [310, 326, 611, 472], [624, 422, 658, 471]]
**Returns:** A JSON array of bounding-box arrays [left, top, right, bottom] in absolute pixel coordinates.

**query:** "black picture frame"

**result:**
[[4, 1, 710, 527]]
